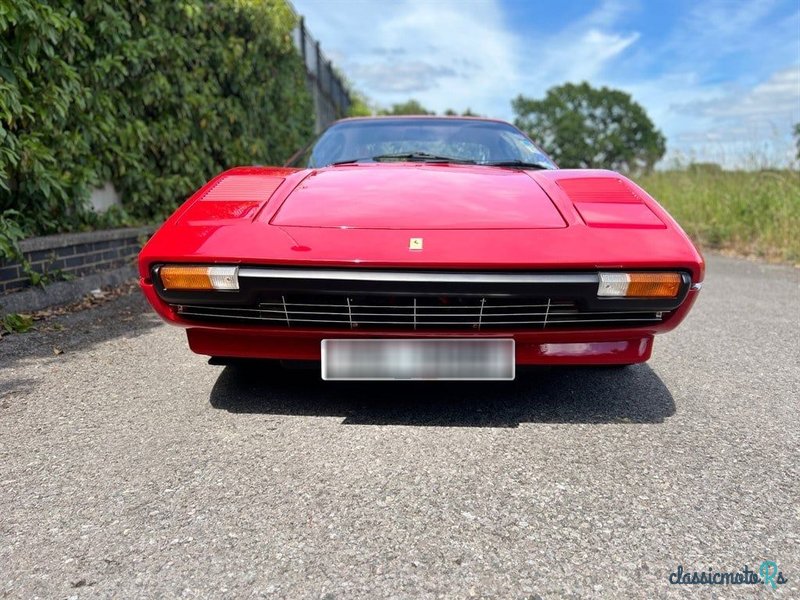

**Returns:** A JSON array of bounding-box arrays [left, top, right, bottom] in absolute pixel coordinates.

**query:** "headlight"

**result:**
[[598, 272, 681, 298], [160, 265, 239, 291]]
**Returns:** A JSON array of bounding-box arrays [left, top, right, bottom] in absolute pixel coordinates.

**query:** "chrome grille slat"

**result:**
[[542, 298, 551, 329], [547, 317, 662, 323], [281, 295, 290, 326], [257, 302, 575, 309], [177, 311, 284, 321], [346, 296, 354, 330], [174, 304, 659, 317], [174, 311, 662, 326]]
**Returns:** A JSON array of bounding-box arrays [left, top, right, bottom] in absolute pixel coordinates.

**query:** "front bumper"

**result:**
[[185, 325, 657, 365], [140, 281, 700, 365]]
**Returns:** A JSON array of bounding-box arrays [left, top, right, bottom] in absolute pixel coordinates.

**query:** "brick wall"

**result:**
[[0, 227, 153, 295]]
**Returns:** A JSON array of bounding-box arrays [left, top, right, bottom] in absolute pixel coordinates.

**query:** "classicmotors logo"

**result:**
[[669, 561, 789, 589]]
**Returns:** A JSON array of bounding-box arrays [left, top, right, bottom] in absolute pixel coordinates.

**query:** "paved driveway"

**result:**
[[1, 254, 798, 598]]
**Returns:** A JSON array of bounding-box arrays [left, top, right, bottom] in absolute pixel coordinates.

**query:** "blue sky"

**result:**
[[290, 0, 800, 167]]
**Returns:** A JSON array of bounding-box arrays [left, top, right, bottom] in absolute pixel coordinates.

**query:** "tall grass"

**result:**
[[635, 168, 800, 264]]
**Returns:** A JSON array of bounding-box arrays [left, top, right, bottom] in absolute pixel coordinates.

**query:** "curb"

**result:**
[[0, 265, 139, 316]]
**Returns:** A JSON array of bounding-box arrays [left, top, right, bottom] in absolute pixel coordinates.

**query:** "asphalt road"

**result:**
[[1, 254, 798, 599]]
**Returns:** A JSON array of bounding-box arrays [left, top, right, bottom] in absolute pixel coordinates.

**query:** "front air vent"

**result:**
[[173, 293, 666, 330]]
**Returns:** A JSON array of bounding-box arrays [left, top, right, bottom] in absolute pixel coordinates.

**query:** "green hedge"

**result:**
[[0, 0, 313, 237]]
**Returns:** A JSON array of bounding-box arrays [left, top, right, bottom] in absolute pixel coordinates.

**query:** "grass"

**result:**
[[635, 168, 800, 264]]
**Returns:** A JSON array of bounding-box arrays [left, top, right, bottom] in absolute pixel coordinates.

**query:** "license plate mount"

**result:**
[[321, 338, 515, 381]]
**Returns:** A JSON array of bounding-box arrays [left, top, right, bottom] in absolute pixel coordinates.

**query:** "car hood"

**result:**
[[139, 166, 705, 283], [267, 164, 567, 229]]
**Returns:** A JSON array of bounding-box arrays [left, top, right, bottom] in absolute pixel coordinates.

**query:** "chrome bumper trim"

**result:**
[[237, 268, 599, 285]]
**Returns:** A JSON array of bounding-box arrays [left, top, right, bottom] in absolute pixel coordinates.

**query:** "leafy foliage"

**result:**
[[0, 209, 25, 261], [379, 99, 434, 116], [0, 207, 44, 285], [513, 82, 666, 173], [2, 312, 33, 334], [347, 91, 373, 117], [0, 0, 314, 238], [794, 123, 799, 160], [443, 108, 480, 117]]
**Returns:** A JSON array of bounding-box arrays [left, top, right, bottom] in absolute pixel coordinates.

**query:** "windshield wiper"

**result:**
[[371, 152, 476, 164], [328, 157, 371, 166], [481, 160, 553, 169], [328, 152, 486, 166]]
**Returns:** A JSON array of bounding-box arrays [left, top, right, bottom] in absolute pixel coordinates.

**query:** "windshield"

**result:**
[[287, 118, 557, 169]]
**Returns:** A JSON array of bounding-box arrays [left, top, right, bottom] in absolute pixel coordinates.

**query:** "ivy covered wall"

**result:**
[[0, 0, 314, 239]]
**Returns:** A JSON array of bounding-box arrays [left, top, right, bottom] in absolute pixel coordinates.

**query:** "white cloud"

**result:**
[[614, 65, 799, 167], [348, 61, 460, 94], [674, 0, 790, 59], [567, 2, 800, 167], [684, 66, 800, 122], [292, 0, 521, 114], [290, 0, 800, 167], [291, 0, 638, 117], [534, 29, 640, 87], [662, 66, 800, 167]]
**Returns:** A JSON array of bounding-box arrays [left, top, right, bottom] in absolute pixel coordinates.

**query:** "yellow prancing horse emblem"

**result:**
[[409, 237, 423, 251]]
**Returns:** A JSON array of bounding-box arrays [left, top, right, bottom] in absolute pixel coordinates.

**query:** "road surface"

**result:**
[[1, 253, 798, 598]]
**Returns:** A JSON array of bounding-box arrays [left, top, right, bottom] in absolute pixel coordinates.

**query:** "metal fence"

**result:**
[[290, 11, 351, 132]]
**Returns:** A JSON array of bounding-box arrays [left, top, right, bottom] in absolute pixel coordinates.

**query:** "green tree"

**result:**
[[512, 82, 666, 173], [794, 123, 799, 161], [347, 91, 373, 117], [379, 99, 433, 116], [443, 108, 480, 117]]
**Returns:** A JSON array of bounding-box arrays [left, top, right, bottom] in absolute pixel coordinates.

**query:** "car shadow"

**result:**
[[209, 362, 675, 427]]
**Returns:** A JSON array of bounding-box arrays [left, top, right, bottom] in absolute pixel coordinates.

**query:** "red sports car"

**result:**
[[139, 116, 703, 380]]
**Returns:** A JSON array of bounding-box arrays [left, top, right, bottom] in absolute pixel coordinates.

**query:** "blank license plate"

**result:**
[[321, 339, 515, 380]]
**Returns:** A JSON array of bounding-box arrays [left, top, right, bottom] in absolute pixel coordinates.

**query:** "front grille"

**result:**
[[173, 293, 666, 330]]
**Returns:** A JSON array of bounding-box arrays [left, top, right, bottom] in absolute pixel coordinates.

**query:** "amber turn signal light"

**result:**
[[598, 272, 681, 298], [160, 265, 239, 291]]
